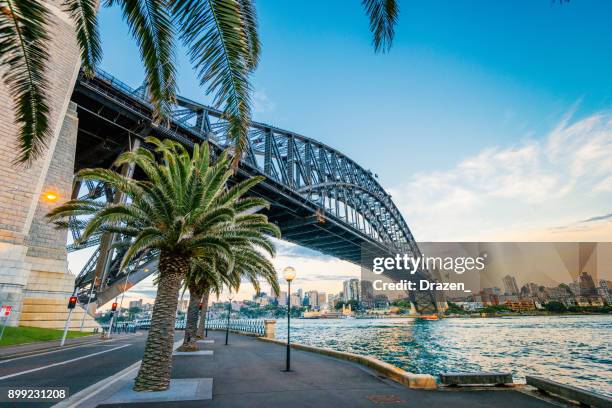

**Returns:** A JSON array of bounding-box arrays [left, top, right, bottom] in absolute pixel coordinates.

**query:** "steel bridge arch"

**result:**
[[68, 69, 439, 314]]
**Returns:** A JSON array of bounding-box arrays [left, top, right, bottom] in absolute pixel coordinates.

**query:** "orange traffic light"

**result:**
[[111, 302, 118, 311]]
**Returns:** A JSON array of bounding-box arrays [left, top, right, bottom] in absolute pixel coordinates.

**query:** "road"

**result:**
[[0, 332, 147, 407]]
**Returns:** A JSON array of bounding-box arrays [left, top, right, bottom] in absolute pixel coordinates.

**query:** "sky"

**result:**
[[74, 1, 612, 307]]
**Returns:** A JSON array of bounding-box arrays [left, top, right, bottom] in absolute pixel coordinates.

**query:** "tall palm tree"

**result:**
[[47, 137, 267, 391], [181, 195, 282, 350], [2, 0, 398, 165], [180, 215, 280, 351]]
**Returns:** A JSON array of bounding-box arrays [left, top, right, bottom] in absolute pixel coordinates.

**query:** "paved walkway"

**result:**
[[97, 331, 557, 408]]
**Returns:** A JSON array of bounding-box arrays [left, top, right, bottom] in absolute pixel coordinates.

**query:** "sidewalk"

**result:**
[[94, 331, 557, 408]]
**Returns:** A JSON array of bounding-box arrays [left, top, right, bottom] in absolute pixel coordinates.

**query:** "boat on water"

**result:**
[[418, 314, 440, 321]]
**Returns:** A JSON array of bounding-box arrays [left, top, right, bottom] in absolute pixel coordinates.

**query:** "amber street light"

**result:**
[[283, 266, 296, 372], [43, 192, 59, 203]]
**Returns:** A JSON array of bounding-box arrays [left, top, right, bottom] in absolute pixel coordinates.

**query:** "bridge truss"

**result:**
[[67, 69, 439, 314]]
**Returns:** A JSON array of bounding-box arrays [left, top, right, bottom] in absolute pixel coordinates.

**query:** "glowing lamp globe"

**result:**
[[283, 266, 296, 282]]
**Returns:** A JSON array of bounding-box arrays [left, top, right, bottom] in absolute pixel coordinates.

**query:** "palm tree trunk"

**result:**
[[133, 252, 189, 391], [196, 289, 210, 338], [178, 284, 202, 351]]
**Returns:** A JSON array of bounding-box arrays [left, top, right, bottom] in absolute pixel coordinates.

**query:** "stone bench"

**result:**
[[440, 372, 513, 386], [526, 376, 612, 408]]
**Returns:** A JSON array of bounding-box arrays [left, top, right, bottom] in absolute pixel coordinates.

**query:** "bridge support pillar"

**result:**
[[0, 3, 100, 330]]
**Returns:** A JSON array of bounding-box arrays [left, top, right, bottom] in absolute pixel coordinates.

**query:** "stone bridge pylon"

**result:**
[[0, 2, 96, 330]]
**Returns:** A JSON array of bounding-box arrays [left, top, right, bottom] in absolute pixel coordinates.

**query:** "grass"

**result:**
[[0, 326, 93, 347]]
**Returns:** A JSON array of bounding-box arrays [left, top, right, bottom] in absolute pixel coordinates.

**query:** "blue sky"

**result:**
[[85, 1, 612, 303]]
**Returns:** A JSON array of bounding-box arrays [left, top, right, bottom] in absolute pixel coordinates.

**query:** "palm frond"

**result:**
[[63, 0, 101, 76], [118, 0, 176, 119], [0, 0, 50, 164], [362, 0, 398, 53], [237, 0, 259, 70], [173, 0, 253, 170]]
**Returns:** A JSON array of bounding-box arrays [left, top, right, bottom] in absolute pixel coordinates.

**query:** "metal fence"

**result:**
[[97, 318, 266, 336], [205, 319, 266, 336]]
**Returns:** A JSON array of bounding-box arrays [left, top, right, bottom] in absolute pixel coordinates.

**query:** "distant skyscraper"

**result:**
[[306, 290, 319, 308], [296, 288, 303, 302], [579, 272, 597, 297], [343, 278, 360, 302], [502, 275, 519, 296], [318, 292, 327, 307], [278, 291, 287, 306]]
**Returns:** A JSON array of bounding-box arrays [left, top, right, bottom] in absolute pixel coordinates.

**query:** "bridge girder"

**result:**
[[67, 69, 438, 314]]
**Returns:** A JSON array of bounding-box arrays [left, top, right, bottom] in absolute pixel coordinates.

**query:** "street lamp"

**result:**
[[225, 296, 232, 345], [283, 266, 296, 371]]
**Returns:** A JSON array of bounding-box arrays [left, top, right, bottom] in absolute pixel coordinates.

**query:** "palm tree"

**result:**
[[47, 137, 268, 391], [179, 216, 280, 351], [2, 0, 398, 165]]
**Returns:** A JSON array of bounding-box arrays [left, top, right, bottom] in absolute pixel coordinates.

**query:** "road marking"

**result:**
[[52, 360, 141, 408], [0, 344, 131, 380], [0, 340, 119, 365], [53, 337, 184, 408]]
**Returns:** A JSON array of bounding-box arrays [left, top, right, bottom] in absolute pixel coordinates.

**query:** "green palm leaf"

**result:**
[[173, 0, 253, 169], [63, 0, 102, 76], [0, 0, 50, 164], [116, 0, 177, 119], [362, 0, 398, 53]]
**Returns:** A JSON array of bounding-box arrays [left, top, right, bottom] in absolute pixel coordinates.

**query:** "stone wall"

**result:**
[[0, 1, 97, 329]]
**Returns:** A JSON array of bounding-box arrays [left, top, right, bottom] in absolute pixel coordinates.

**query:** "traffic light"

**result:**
[[111, 302, 118, 312], [67, 296, 77, 309], [199, 303, 203, 310]]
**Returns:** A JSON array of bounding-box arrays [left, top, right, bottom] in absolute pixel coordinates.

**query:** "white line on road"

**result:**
[[0, 344, 131, 380], [52, 337, 185, 408], [0, 340, 117, 365]]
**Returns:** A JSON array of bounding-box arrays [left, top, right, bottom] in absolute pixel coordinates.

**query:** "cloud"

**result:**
[[253, 90, 275, 114], [580, 213, 612, 223], [390, 107, 612, 241]]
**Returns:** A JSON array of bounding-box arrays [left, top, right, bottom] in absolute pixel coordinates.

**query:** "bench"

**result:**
[[526, 376, 612, 408], [440, 372, 513, 386]]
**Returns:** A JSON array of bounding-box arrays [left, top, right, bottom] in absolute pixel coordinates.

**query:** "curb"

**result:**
[[257, 337, 437, 390]]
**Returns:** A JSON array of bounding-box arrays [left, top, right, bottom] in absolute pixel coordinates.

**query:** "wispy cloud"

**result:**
[[390, 106, 612, 241], [253, 90, 275, 114]]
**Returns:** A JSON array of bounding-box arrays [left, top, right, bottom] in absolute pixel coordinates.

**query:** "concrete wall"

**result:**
[[0, 1, 96, 329]]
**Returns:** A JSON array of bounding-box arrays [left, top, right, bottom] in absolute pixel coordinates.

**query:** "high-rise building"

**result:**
[[343, 278, 360, 302], [290, 294, 301, 307], [360, 280, 374, 309], [578, 272, 597, 297], [129, 299, 143, 309], [296, 288, 303, 302], [306, 290, 319, 308], [318, 292, 327, 307], [278, 291, 287, 306], [502, 275, 519, 296]]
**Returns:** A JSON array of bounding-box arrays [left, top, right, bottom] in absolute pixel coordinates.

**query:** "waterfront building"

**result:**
[[318, 292, 327, 309], [290, 294, 301, 307], [578, 272, 598, 297], [502, 275, 520, 296], [343, 278, 360, 302], [306, 290, 319, 309], [278, 291, 288, 306], [129, 299, 143, 309], [177, 299, 189, 313], [360, 280, 375, 309], [505, 299, 536, 312]]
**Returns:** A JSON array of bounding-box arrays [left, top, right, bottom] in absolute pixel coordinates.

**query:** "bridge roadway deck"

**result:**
[[94, 331, 555, 408]]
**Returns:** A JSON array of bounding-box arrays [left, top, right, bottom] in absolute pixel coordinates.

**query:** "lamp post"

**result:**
[[283, 266, 296, 372], [225, 297, 232, 345]]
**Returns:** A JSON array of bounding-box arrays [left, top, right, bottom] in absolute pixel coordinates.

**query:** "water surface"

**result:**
[[275, 315, 611, 396]]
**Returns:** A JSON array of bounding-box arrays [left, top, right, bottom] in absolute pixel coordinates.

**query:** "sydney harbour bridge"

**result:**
[[67, 69, 438, 314]]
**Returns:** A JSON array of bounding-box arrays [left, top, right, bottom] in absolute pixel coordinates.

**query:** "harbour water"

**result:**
[[275, 315, 611, 396]]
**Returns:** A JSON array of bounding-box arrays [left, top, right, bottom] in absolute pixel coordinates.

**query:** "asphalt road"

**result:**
[[0, 332, 148, 408]]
